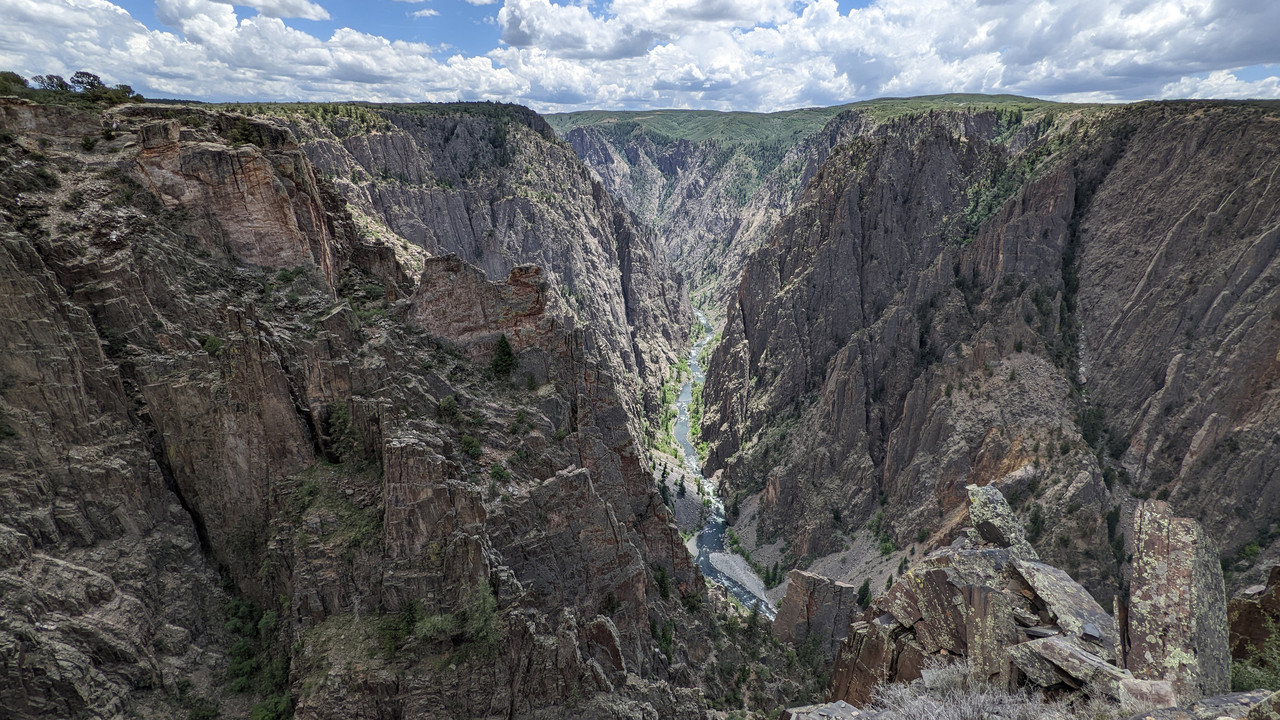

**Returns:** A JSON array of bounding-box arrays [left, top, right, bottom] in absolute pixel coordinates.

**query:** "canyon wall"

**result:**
[[0, 98, 708, 719], [696, 101, 1280, 603]]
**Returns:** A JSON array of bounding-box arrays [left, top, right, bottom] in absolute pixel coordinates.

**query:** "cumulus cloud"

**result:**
[[497, 0, 665, 59], [411, 8, 438, 17], [208, 0, 330, 20], [3, 0, 1280, 111], [1160, 69, 1280, 99]]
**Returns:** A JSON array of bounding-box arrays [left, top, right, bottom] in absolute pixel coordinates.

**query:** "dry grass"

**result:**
[[870, 660, 1156, 720]]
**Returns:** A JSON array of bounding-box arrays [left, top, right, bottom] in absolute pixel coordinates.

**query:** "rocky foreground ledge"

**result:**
[[781, 484, 1278, 719]]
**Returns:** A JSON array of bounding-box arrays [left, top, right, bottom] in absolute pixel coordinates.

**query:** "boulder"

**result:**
[[1247, 691, 1280, 720], [1008, 636, 1174, 706], [1123, 690, 1276, 720], [966, 484, 1039, 560], [783, 700, 866, 719], [1123, 500, 1230, 700], [1011, 558, 1116, 652], [829, 615, 927, 705]]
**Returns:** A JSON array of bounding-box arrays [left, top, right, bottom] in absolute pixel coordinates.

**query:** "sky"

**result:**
[[1, 0, 1279, 112]]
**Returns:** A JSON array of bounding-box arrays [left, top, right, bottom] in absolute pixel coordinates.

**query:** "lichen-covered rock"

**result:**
[[1007, 636, 1174, 706], [829, 615, 926, 706], [828, 487, 1178, 710], [1123, 500, 1229, 700], [966, 484, 1038, 560], [1246, 691, 1280, 720], [1010, 558, 1115, 652], [1123, 690, 1275, 720]]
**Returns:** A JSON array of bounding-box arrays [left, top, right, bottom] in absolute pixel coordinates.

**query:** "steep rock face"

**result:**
[[560, 112, 870, 312], [702, 102, 1280, 601], [0, 99, 705, 719], [265, 105, 690, 429], [771, 569, 860, 656]]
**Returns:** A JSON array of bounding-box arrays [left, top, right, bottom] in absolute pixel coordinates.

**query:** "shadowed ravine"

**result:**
[[678, 311, 776, 619]]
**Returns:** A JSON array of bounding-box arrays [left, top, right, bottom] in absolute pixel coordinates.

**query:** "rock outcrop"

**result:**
[[1229, 565, 1280, 661], [1121, 500, 1230, 700], [283, 104, 691, 432], [829, 485, 1175, 708], [1124, 690, 1275, 720], [1248, 692, 1280, 720], [772, 569, 861, 655]]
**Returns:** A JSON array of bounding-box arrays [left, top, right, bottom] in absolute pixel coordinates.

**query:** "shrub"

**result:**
[[438, 394, 458, 420], [1232, 617, 1280, 691], [461, 435, 482, 459], [653, 564, 670, 600], [1026, 504, 1045, 542], [200, 334, 223, 356], [327, 403, 361, 463], [377, 601, 421, 655], [249, 694, 291, 720], [415, 612, 458, 643]]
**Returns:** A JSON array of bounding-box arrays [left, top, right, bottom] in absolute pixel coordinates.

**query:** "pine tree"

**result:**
[[491, 334, 516, 376]]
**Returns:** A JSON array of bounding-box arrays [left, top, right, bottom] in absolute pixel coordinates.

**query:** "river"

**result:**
[[675, 312, 776, 619]]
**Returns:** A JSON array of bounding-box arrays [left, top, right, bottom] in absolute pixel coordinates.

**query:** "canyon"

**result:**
[[1, 83, 1278, 720]]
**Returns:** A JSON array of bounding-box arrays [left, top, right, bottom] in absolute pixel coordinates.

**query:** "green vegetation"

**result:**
[[960, 116, 1076, 243], [376, 587, 503, 662], [545, 105, 848, 145], [1026, 503, 1046, 543], [856, 578, 872, 608], [460, 435, 482, 460], [1232, 617, 1280, 691], [222, 597, 291, 718], [325, 403, 363, 464], [0, 70, 143, 108], [652, 564, 671, 600], [491, 333, 516, 377], [725, 528, 786, 589], [219, 101, 390, 137], [199, 334, 223, 357], [868, 510, 896, 555], [688, 379, 706, 460], [437, 394, 459, 421], [289, 464, 382, 556], [651, 367, 680, 456]]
